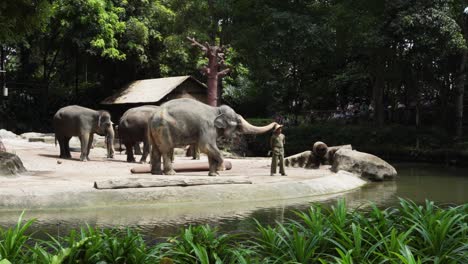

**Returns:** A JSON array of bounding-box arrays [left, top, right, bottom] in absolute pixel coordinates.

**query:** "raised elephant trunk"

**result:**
[[238, 115, 278, 134], [106, 126, 115, 158]]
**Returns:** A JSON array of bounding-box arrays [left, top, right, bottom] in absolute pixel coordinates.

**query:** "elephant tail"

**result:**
[[54, 134, 57, 147], [117, 125, 122, 154]]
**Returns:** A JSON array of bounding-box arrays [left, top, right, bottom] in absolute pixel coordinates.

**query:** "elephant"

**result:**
[[53, 105, 115, 161], [148, 98, 278, 176], [118, 105, 159, 163]]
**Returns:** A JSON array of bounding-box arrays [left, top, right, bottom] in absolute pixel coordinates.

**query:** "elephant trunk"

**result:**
[[238, 115, 278, 134], [106, 126, 115, 158]]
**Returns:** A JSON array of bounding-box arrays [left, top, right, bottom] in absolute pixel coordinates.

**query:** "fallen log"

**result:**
[[94, 177, 251, 189], [130, 160, 232, 174]]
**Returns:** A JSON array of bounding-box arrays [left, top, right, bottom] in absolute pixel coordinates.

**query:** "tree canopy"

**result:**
[[1, 0, 468, 137]]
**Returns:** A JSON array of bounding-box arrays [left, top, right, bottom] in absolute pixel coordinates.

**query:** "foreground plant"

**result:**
[[0, 199, 466, 263], [0, 212, 34, 263]]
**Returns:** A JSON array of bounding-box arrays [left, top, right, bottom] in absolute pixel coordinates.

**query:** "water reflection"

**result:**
[[0, 163, 466, 239]]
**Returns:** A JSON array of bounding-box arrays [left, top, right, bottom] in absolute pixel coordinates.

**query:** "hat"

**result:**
[[273, 124, 283, 132]]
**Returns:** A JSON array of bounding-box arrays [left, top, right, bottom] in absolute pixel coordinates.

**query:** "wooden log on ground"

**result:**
[[94, 177, 251, 189], [130, 160, 233, 174]]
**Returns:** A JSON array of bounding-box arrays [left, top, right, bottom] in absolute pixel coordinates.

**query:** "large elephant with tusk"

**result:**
[[148, 98, 278, 176]]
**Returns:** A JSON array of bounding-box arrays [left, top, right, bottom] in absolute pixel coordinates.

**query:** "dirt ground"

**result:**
[[0, 138, 366, 210]]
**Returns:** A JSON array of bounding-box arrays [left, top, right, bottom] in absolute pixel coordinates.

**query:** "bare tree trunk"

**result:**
[[187, 37, 230, 107], [42, 53, 49, 118], [373, 57, 385, 127], [0, 45, 5, 152], [454, 49, 467, 140], [75, 46, 79, 97]]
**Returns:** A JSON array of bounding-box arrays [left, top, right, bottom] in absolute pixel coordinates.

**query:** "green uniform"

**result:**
[[270, 133, 286, 175]]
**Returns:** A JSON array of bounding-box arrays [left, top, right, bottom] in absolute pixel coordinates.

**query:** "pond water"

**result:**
[[0, 163, 466, 239]]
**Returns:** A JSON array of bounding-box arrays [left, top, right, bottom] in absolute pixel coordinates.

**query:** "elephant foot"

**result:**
[[139, 160, 147, 164], [107, 155, 114, 159], [86, 156, 91, 161], [164, 169, 176, 175], [208, 172, 219, 177], [216, 163, 225, 171], [127, 158, 136, 163], [151, 170, 163, 175]]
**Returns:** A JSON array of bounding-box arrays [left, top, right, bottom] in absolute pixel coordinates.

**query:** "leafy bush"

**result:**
[[0, 200, 466, 263]]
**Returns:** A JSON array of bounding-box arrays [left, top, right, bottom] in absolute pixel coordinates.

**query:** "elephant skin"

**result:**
[[53, 105, 115, 161], [148, 98, 278, 176], [118, 105, 159, 163], [331, 148, 397, 181]]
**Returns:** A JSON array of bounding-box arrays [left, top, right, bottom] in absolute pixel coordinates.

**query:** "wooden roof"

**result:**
[[101, 76, 206, 105]]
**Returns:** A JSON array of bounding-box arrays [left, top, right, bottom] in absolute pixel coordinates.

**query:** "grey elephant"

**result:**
[[53, 105, 115, 161], [118, 105, 159, 163], [148, 98, 278, 176]]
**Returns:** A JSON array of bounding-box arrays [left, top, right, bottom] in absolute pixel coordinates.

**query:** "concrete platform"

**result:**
[[0, 138, 367, 211]]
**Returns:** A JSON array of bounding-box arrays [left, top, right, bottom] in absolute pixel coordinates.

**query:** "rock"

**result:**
[[0, 152, 27, 176], [285, 151, 314, 168], [332, 148, 397, 181], [0, 129, 19, 139], [285, 144, 353, 169]]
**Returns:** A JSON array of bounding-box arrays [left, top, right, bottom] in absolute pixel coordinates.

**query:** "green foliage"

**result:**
[[0, 200, 466, 263], [246, 121, 455, 159], [0, 212, 35, 262], [160, 225, 240, 263], [53, 0, 126, 60], [2, 0, 468, 137], [0, 0, 52, 43]]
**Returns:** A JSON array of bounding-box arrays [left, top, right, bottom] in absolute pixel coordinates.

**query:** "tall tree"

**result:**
[[187, 37, 230, 106]]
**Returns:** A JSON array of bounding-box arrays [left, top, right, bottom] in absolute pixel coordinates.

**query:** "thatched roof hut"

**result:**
[[101, 76, 207, 105], [100, 76, 207, 121]]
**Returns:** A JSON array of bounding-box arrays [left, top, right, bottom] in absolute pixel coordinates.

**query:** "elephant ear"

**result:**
[[214, 114, 227, 129]]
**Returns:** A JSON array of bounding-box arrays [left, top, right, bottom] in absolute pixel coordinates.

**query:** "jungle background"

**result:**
[[2, 0, 468, 162]]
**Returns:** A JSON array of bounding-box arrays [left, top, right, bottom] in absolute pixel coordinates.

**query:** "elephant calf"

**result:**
[[118, 105, 159, 163], [53, 105, 115, 161]]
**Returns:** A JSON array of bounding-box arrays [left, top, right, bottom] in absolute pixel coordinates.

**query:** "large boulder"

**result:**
[[332, 148, 397, 181], [0, 152, 27, 176], [0, 129, 19, 139]]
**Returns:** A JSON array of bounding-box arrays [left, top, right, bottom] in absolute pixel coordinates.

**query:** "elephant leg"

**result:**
[[79, 133, 90, 161], [125, 143, 136, 162], [192, 144, 200, 160], [162, 151, 175, 175], [150, 146, 163, 175], [205, 144, 224, 176], [64, 137, 72, 158], [57, 136, 66, 158], [207, 156, 218, 176], [140, 140, 150, 163], [86, 133, 94, 161], [134, 143, 143, 155]]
